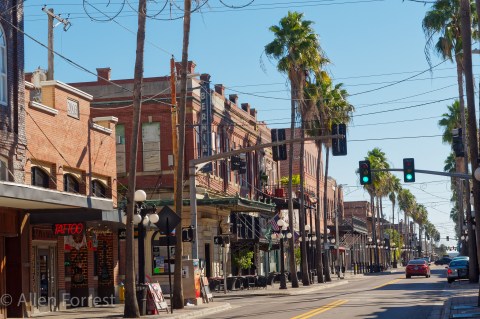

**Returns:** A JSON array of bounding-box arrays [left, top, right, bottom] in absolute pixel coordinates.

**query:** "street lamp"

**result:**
[[276, 218, 291, 290], [131, 189, 159, 316], [392, 242, 397, 268]]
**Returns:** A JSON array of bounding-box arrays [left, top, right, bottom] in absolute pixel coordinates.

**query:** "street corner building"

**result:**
[[0, 2, 122, 317]]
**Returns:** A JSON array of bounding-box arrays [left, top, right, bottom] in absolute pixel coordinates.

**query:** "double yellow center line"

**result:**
[[290, 300, 348, 319]]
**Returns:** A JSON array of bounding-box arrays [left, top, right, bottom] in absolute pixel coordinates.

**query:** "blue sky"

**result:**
[[23, 0, 474, 248]]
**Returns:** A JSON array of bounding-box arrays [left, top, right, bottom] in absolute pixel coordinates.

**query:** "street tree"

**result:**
[[265, 11, 322, 287]]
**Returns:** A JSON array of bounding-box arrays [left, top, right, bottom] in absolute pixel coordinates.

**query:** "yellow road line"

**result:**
[[373, 278, 402, 289], [290, 300, 348, 319]]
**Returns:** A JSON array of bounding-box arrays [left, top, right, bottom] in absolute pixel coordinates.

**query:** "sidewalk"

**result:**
[[30, 302, 232, 319], [440, 281, 480, 319]]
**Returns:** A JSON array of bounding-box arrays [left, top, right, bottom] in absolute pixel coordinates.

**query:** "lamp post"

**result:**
[[276, 219, 292, 289], [130, 189, 159, 316]]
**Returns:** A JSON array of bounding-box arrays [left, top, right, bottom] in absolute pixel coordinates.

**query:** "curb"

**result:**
[[440, 297, 452, 319]]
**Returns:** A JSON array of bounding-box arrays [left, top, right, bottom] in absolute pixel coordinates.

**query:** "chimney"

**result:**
[[241, 103, 250, 114], [250, 108, 257, 119], [175, 61, 197, 77], [96, 67, 111, 84], [214, 84, 225, 96], [229, 94, 238, 104]]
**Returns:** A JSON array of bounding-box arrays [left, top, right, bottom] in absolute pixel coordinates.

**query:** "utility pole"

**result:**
[[170, 56, 178, 215], [42, 6, 71, 81]]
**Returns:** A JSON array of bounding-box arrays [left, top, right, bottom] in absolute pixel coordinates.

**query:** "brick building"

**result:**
[[71, 62, 277, 288], [0, 3, 120, 316]]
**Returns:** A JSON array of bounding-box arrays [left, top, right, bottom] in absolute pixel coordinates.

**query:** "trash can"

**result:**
[[119, 283, 125, 303]]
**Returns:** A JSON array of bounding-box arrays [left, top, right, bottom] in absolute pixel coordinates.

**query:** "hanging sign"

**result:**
[[53, 223, 85, 236], [200, 75, 213, 173]]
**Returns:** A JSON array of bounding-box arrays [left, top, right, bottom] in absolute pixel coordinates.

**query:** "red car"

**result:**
[[406, 259, 431, 278]]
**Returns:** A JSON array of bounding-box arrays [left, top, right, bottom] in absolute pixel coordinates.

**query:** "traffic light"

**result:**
[[182, 227, 194, 242], [452, 128, 465, 157], [271, 129, 287, 161], [239, 154, 247, 175], [231, 155, 241, 171], [214, 236, 223, 246], [359, 160, 372, 185], [403, 158, 415, 183], [446, 236, 449, 241], [332, 123, 347, 156]]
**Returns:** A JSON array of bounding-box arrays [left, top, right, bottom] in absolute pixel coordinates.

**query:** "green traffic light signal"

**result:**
[[359, 160, 372, 185], [403, 158, 415, 183]]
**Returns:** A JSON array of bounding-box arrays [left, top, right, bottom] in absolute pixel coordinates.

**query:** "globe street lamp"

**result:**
[[276, 218, 291, 289], [131, 189, 159, 315], [392, 242, 397, 268]]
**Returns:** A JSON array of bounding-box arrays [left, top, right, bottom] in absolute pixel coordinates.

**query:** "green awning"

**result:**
[[142, 196, 275, 214]]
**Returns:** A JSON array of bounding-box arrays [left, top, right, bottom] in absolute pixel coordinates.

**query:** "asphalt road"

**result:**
[[211, 266, 452, 319]]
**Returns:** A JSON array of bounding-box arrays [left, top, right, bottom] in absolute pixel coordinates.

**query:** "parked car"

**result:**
[[406, 259, 431, 278], [446, 258, 469, 283], [452, 256, 469, 261], [434, 257, 452, 265]]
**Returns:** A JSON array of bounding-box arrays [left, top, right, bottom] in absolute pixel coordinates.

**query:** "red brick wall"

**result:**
[[24, 83, 117, 205]]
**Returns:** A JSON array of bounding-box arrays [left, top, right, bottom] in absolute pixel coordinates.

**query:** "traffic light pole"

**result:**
[[372, 168, 472, 180], [188, 134, 343, 259]]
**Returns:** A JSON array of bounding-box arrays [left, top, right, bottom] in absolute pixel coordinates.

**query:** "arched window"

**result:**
[[91, 180, 106, 198], [63, 173, 79, 193], [0, 25, 6, 106], [0, 157, 7, 181], [31, 167, 49, 188]]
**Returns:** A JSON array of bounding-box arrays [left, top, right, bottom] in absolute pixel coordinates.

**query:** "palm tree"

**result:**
[[397, 189, 416, 262], [304, 71, 327, 283], [413, 204, 428, 257], [424, 0, 478, 265], [386, 175, 402, 235], [265, 11, 322, 287], [363, 148, 389, 271], [460, 0, 480, 284]]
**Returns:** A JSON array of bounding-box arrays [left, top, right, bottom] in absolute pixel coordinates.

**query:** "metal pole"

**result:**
[[138, 207, 147, 316], [334, 190, 340, 278], [222, 245, 227, 294], [279, 236, 287, 289]]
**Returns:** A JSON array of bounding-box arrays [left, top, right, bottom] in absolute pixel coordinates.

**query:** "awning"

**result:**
[[29, 208, 122, 225], [141, 196, 275, 214], [0, 181, 113, 211]]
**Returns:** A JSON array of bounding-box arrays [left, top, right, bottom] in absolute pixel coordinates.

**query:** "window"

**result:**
[[63, 174, 79, 193], [91, 180, 106, 198], [67, 99, 79, 118], [0, 157, 7, 181], [142, 122, 160, 171], [116, 124, 126, 173], [31, 167, 49, 188], [0, 25, 6, 106]]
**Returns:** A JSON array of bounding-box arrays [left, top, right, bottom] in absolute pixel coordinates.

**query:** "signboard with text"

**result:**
[[53, 223, 84, 236], [200, 75, 213, 173]]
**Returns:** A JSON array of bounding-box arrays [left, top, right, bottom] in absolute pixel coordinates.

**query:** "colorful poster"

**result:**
[[154, 256, 165, 274]]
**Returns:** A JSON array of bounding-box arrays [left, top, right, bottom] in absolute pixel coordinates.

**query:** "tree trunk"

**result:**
[[315, 143, 324, 283], [173, 0, 193, 309], [124, 0, 147, 317], [323, 147, 331, 281], [299, 122, 310, 285], [461, 0, 480, 296], [287, 77, 299, 288], [456, 52, 479, 282]]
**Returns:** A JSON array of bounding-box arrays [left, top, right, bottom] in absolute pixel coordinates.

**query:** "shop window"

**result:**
[[0, 25, 7, 107], [0, 157, 7, 181], [31, 166, 49, 188], [63, 173, 80, 193], [91, 180, 107, 198]]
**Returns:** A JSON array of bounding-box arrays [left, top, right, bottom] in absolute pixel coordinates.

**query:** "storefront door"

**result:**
[[34, 246, 57, 312]]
